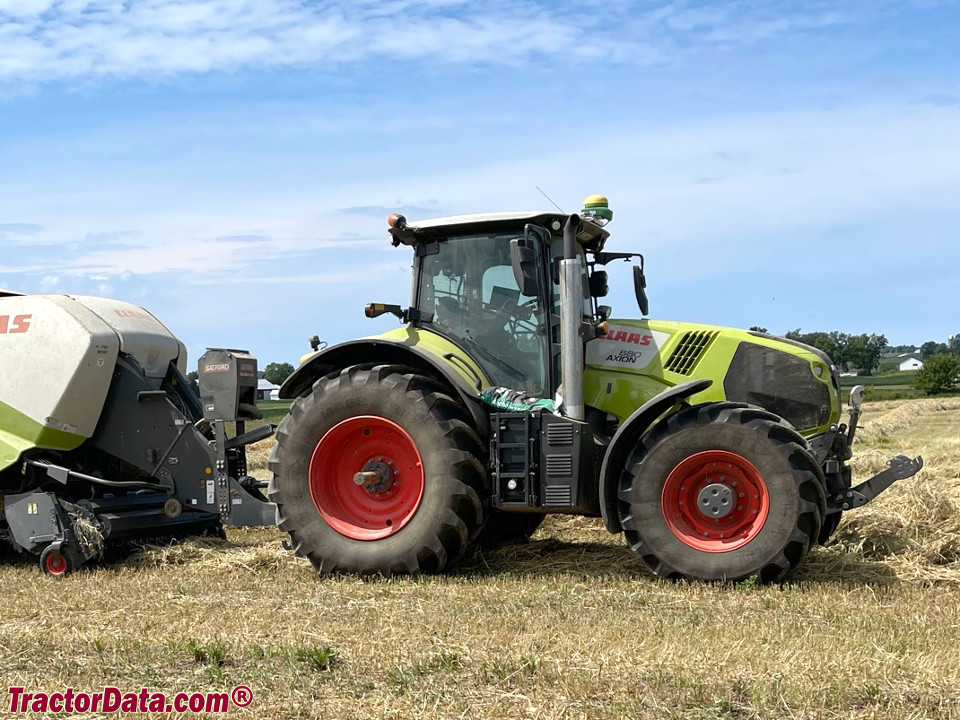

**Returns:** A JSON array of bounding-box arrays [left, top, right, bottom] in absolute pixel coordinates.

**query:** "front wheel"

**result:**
[[268, 366, 485, 575], [618, 403, 825, 583]]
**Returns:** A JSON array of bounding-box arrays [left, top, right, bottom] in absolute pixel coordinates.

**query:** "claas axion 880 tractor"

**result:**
[[269, 195, 923, 582]]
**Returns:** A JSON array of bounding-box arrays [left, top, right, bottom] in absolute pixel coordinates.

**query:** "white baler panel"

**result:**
[[0, 295, 119, 438], [72, 296, 182, 378]]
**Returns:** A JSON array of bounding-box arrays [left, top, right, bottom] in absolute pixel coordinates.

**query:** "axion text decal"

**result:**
[[585, 325, 670, 370]]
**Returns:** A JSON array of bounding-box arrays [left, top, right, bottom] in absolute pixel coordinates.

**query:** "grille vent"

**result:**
[[545, 455, 573, 477], [544, 485, 573, 506], [665, 331, 719, 375], [546, 424, 574, 446]]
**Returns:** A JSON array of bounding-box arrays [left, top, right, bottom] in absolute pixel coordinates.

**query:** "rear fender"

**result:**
[[598, 378, 713, 533], [279, 340, 489, 435]]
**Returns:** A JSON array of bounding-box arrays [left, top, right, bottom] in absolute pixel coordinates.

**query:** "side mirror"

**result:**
[[633, 265, 649, 316], [588, 270, 609, 298], [849, 384, 865, 411], [510, 238, 539, 296]]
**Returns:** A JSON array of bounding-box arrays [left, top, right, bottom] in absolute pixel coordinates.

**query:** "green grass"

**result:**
[[839, 372, 919, 388]]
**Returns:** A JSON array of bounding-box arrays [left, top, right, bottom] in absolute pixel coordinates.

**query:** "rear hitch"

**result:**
[[826, 455, 924, 514]]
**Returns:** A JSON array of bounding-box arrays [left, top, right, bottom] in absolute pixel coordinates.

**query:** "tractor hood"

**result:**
[[584, 318, 840, 436]]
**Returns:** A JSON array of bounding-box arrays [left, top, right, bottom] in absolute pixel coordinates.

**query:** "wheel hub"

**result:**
[[660, 450, 770, 553], [353, 459, 396, 495], [697, 482, 735, 519], [308, 416, 425, 541]]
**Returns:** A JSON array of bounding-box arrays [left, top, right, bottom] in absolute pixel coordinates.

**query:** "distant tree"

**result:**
[[887, 344, 918, 354], [920, 341, 949, 359], [915, 354, 960, 395], [263, 362, 295, 385], [785, 329, 842, 363], [949, 335, 960, 355], [784, 330, 886, 373], [186, 371, 200, 394], [749, 326, 769, 333], [843, 333, 888, 375]]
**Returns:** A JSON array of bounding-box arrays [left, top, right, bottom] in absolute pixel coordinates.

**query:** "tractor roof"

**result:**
[[0, 288, 23, 297], [396, 210, 610, 251]]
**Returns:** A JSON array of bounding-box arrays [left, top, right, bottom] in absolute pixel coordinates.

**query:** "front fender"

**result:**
[[279, 339, 490, 435], [598, 378, 713, 533]]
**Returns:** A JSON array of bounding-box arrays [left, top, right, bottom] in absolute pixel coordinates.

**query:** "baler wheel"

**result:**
[[618, 402, 825, 583], [268, 365, 485, 575], [39, 544, 81, 577]]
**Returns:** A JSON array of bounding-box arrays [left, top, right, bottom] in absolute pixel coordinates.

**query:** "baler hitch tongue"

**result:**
[[827, 455, 925, 514]]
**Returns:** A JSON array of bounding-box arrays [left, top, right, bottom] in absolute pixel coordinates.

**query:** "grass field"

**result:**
[[2, 398, 959, 719]]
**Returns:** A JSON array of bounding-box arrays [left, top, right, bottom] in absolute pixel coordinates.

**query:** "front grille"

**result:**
[[723, 343, 831, 430], [665, 331, 719, 375]]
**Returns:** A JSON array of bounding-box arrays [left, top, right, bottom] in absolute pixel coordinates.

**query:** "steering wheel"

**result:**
[[484, 295, 541, 334]]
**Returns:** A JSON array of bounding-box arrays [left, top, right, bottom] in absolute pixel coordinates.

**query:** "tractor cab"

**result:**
[[377, 200, 628, 402]]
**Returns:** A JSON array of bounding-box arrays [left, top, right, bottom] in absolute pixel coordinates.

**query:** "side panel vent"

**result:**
[[546, 423, 574, 446], [665, 331, 719, 375], [545, 455, 573, 477], [544, 485, 572, 507]]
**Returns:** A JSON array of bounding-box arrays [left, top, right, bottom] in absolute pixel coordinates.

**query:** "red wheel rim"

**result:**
[[44, 552, 67, 576], [309, 416, 425, 540], [661, 450, 770, 552]]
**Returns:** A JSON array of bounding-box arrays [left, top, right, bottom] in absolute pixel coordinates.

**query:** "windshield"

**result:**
[[417, 233, 549, 396]]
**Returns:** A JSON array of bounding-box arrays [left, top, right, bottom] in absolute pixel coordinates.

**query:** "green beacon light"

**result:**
[[581, 194, 613, 225]]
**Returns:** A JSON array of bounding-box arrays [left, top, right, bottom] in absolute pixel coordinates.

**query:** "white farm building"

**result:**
[[898, 355, 924, 372]]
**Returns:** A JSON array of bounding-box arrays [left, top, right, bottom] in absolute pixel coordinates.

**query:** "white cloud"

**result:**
[[8, 100, 959, 286], [0, 0, 943, 83], [0, 0, 618, 83]]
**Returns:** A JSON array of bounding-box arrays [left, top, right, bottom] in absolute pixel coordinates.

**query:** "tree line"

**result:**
[[782, 330, 888, 375], [752, 327, 959, 395]]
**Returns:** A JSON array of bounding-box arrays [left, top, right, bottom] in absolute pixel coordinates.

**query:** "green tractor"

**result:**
[[269, 196, 922, 582]]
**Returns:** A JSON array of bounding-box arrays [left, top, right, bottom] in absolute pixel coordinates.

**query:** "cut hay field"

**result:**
[[2, 398, 960, 719]]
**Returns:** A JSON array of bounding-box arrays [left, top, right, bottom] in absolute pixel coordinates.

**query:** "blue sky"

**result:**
[[2, 0, 959, 368]]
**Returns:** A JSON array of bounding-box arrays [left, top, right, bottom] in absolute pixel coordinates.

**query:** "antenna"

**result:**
[[536, 186, 565, 213]]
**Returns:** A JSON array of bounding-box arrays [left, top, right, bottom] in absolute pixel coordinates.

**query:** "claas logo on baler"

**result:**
[[0, 314, 31, 334]]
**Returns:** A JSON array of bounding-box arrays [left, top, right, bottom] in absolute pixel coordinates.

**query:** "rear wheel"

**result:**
[[618, 403, 825, 583], [268, 366, 485, 575]]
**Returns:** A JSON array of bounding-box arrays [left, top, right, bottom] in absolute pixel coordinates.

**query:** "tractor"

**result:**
[[269, 196, 923, 582]]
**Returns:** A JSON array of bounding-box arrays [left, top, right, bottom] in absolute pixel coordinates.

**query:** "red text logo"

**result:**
[[0, 314, 31, 334], [602, 329, 652, 346]]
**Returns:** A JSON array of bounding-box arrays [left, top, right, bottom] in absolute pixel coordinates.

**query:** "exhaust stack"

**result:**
[[559, 213, 584, 421]]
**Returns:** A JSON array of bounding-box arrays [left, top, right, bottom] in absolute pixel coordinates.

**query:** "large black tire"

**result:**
[[819, 512, 843, 544], [618, 403, 825, 583], [268, 365, 485, 575], [476, 512, 546, 547]]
